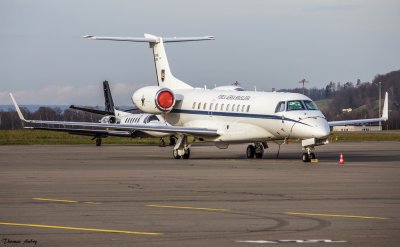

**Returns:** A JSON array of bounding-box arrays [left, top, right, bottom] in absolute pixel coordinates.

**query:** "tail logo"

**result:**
[[161, 69, 166, 82]]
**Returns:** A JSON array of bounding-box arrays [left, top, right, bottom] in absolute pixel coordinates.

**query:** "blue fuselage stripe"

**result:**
[[170, 109, 310, 126]]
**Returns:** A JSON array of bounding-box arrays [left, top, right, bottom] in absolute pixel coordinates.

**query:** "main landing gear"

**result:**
[[92, 136, 102, 146], [302, 147, 316, 162], [172, 135, 191, 159], [246, 142, 268, 159]]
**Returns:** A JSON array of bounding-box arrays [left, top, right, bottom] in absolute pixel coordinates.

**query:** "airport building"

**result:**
[[333, 125, 382, 132]]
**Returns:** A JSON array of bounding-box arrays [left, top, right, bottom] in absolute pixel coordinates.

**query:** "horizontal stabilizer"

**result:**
[[83, 34, 214, 43]]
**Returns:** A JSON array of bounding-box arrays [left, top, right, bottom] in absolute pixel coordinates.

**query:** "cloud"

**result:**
[[0, 83, 136, 105]]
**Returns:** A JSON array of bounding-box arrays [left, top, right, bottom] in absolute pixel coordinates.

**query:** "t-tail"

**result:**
[[103, 80, 115, 113], [83, 34, 214, 90], [70, 80, 115, 115]]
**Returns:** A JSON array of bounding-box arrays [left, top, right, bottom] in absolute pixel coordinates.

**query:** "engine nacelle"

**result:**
[[100, 115, 116, 124], [132, 86, 175, 114]]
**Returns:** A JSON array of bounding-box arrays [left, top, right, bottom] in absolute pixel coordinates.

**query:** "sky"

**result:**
[[0, 0, 399, 105]]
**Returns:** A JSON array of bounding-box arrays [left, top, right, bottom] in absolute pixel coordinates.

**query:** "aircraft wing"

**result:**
[[26, 126, 134, 138], [10, 94, 219, 137], [328, 92, 389, 127]]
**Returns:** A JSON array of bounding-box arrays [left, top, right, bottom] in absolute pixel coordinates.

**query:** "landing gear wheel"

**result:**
[[255, 146, 264, 159], [182, 148, 190, 159], [159, 138, 166, 147], [95, 138, 102, 146], [246, 145, 255, 159], [255, 152, 263, 159], [310, 152, 316, 160], [173, 149, 181, 159], [302, 152, 311, 162]]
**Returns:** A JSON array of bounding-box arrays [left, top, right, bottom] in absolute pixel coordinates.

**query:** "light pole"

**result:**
[[299, 79, 308, 95]]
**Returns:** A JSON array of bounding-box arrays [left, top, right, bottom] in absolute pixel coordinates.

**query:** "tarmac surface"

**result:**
[[0, 142, 399, 246]]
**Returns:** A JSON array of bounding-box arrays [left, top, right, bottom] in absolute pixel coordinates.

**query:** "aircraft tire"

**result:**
[[182, 148, 190, 159], [159, 138, 166, 147], [255, 153, 263, 159], [173, 149, 181, 159], [302, 153, 311, 162], [246, 145, 255, 159], [96, 138, 102, 146], [310, 153, 316, 160]]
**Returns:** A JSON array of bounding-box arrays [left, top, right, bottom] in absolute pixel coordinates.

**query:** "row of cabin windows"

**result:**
[[126, 117, 140, 124], [192, 102, 250, 113]]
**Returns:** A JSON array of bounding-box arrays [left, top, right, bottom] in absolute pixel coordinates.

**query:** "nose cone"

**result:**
[[292, 116, 330, 139], [313, 120, 330, 138]]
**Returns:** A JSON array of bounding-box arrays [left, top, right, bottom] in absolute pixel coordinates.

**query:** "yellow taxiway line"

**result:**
[[146, 204, 230, 212], [0, 222, 162, 235], [286, 212, 388, 220], [32, 197, 102, 204]]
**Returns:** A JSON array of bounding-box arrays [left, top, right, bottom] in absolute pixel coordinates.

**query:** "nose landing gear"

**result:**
[[172, 135, 191, 159], [302, 150, 316, 162]]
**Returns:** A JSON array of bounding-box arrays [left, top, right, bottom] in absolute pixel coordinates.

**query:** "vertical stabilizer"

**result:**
[[103, 80, 115, 113], [145, 34, 192, 90]]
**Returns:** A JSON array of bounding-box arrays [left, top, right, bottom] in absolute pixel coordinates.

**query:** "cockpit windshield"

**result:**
[[303, 100, 318, 110], [287, 100, 305, 111], [275, 100, 320, 112]]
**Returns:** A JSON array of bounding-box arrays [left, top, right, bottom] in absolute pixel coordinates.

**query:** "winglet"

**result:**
[[382, 92, 388, 120], [9, 93, 26, 122]]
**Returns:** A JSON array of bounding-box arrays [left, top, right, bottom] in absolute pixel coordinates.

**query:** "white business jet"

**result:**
[[10, 34, 389, 161]]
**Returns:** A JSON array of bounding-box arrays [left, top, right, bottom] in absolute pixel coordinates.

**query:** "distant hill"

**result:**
[[281, 69, 400, 129]]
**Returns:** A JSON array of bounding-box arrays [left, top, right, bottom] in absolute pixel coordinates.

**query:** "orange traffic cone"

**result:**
[[339, 153, 345, 165]]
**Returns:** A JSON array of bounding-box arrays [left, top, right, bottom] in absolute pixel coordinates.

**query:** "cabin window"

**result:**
[[226, 104, 230, 111], [275, 101, 286, 113], [232, 104, 235, 111], [246, 105, 250, 112], [237, 104, 240, 112], [287, 100, 305, 111], [221, 104, 224, 111], [209, 103, 213, 110], [192, 102, 196, 109], [203, 103, 207, 110], [303, 100, 318, 110], [215, 103, 219, 111], [241, 105, 245, 112], [197, 102, 201, 109]]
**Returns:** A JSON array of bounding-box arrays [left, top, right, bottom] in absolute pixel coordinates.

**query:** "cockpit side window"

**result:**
[[275, 101, 286, 113], [287, 100, 305, 111], [303, 100, 318, 110]]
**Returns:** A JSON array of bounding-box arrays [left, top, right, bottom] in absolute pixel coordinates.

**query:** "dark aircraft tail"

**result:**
[[103, 80, 115, 113], [70, 80, 115, 115]]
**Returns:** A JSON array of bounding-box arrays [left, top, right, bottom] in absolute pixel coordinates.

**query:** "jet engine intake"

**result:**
[[132, 86, 175, 114], [100, 115, 116, 124]]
